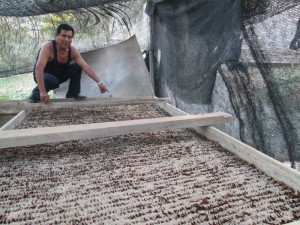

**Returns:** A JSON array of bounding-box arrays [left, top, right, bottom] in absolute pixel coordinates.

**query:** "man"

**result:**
[[28, 23, 108, 104]]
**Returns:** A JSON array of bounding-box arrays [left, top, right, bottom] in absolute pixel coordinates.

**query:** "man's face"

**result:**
[[56, 30, 73, 49]]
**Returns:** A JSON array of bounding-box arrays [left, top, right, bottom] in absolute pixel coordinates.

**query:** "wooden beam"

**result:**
[[0, 97, 172, 113], [0, 100, 22, 114], [195, 126, 300, 192], [0, 112, 231, 148], [284, 221, 300, 225]]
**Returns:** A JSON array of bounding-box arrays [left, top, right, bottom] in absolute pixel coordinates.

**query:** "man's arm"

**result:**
[[35, 43, 52, 104], [72, 47, 108, 93]]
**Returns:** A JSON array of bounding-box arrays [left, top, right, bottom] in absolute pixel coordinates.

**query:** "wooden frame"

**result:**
[[0, 97, 172, 114], [0, 110, 27, 131], [1, 97, 300, 194], [160, 103, 300, 192]]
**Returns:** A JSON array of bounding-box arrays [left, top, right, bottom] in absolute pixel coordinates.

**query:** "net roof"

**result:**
[[0, 0, 130, 17], [0, 0, 299, 19]]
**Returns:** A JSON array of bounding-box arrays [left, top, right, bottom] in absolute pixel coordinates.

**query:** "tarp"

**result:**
[[148, 0, 243, 104]]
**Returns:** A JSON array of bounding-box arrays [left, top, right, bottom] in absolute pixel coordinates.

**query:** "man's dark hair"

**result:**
[[56, 23, 75, 37]]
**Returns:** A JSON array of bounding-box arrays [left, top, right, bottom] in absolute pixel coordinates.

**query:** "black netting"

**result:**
[[242, 0, 300, 25], [241, 23, 300, 166], [147, 0, 243, 104], [147, 0, 300, 166], [0, 0, 129, 17]]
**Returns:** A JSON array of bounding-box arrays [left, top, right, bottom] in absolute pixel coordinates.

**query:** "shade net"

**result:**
[[0, 0, 129, 17], [147, 0, 300, 166]]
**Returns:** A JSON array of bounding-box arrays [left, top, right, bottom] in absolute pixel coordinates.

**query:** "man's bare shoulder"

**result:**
[[70, 45, 80, 59], [38, 41, 54, 60], [41, 41, 53, 51]]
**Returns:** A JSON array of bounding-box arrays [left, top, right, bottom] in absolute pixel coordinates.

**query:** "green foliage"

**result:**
[[123, 0, 145, 20], [0, 17, 39, 71], [0, 73, 55, 100], [0, 2, 139, 74], [271, 67, 300, 110], [0, 10, 114, 72], [272, 66, 300, 84], [40, 12, 75, 38], [0, 73, 35, 100]]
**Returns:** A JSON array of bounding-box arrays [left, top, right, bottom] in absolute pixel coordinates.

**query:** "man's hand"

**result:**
[[40, 92, 50, 104], [98, 83, 109, 93]]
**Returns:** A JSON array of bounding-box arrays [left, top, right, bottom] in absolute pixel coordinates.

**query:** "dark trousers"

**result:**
[[30, 63, 82, 100]]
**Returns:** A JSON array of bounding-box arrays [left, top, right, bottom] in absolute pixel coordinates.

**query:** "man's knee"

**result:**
[[74, 63, 81, 70], [44, 74, 59, 90], [71, 63, 82, 76]]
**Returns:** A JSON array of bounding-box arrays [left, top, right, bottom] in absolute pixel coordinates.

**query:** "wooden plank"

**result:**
[[0, 110, 27, 131], [284, 221, 300, 225], [0, 97, 172, 113], [195, 126, 300, 192], [19, 97, 172, 110], [0, 100, 22, 114], [0, 112, 231, 148], [160, 103, 300, 192]]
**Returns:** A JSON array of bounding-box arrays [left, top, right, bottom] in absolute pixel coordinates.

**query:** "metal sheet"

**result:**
[[54, 35, 154, 98]]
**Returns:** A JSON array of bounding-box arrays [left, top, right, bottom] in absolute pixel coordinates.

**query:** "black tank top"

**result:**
[[33, 40, 72, 76]]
